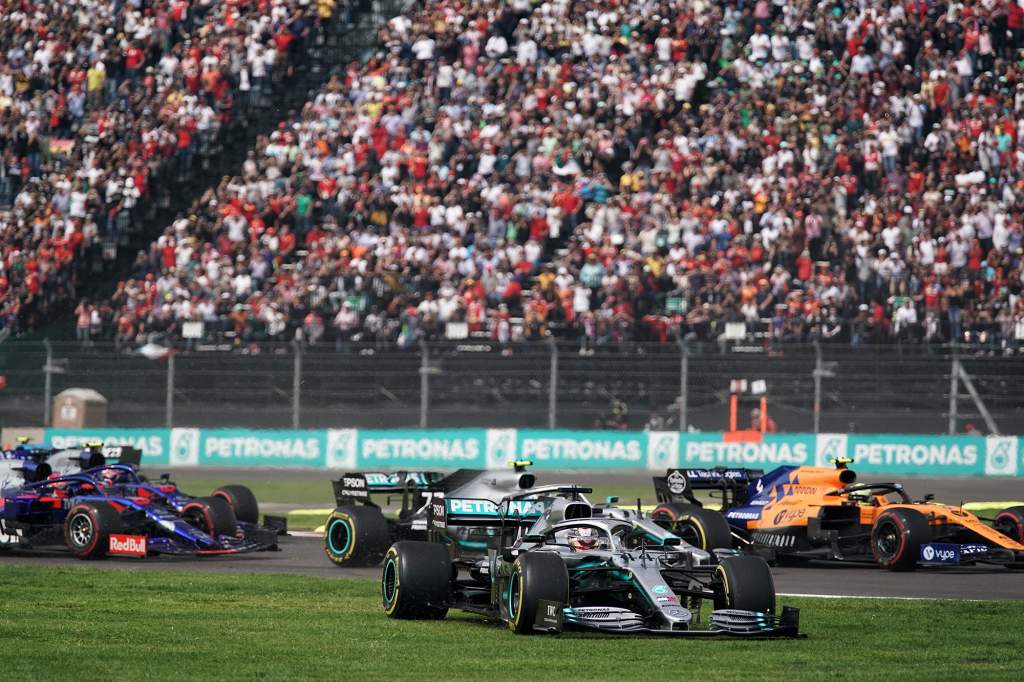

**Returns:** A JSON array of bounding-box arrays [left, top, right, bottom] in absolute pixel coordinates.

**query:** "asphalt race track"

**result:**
[[2, 474, 1022, 600], [3, 534, 1023, 600]]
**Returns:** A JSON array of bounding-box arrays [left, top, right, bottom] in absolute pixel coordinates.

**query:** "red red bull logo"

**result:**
[[109, 534, 147, 557]]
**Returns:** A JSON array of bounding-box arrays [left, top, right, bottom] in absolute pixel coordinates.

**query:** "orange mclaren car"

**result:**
[[651, 462, 1024, 571]]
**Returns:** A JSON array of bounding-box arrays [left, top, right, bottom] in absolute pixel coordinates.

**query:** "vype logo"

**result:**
[[109, 534, 147, 557]]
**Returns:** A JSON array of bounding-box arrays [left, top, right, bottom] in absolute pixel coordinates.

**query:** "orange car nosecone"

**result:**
[[651, 464, 1024, 571]]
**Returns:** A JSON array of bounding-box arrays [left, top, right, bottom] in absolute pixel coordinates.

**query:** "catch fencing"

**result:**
[[1, 340, 1021, 435]]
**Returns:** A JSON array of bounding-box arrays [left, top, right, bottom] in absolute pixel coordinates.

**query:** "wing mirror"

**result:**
[[662, 537, 681, 547]]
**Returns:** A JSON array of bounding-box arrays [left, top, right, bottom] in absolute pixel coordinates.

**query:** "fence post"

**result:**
[[813, 341, 822, 434], [947, 345, 959, 435], [292, 340, 302, 429], [43, 339, 53, 426], [419, 339, 429, 429], [547, 337, 558, 429], [165, 352, 175, 428], [676, 336, 688, 431]]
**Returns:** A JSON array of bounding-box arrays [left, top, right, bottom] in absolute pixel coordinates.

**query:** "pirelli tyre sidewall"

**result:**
[[182, 496, 238, 538], [212, 485, 260, 524], [325, 506, 389, 567], [381, 541, 450, 619], [871, 508, 930, 571], [993, 506, 1024, 544], [64, 501, 124, 560], [507, 552, 569, 635], [714, 555, 776, 614], [651, 503, 733, 551]]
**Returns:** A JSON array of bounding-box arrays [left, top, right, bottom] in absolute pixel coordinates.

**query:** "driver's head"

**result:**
[[98, 467, 123, 487], [847, 490, 871, 503], [567, 527, 601, 551]]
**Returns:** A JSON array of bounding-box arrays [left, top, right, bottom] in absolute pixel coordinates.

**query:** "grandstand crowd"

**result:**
[[5, 0, 1024, 351], [0, 0, 336, 336]]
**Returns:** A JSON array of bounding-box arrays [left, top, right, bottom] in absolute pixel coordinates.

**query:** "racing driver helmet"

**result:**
[[567, 526, 604, 551]]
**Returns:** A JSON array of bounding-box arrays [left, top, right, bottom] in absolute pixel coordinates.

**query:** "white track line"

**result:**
[[779, 592, 983, 601]]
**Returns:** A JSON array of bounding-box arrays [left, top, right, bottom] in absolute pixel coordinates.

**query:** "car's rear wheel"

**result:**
[[325, 505, 389, 566], [714, 555, 776, 613], [64, 501, 124, 559], [182, 496, 238, 537], [213, 485, 260, 524], [993, 506, 1024, 543], [381, 541, 450, 619], [871, 508, 930, 571], [507, 552, 569, 634], [651, 503, 733, 551]]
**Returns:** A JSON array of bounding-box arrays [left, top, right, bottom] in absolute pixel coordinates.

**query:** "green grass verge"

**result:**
[[147, 474, 336, 507], [1, 566, 1021, 681], [153, 473, 660, 509]]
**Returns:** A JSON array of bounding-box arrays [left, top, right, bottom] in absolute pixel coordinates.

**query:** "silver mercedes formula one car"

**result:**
[[380, 486, 801, 637]]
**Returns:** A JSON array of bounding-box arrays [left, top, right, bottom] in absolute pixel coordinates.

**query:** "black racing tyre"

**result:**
[[871, 508, 930, 571], [64, 501, 125, 560], [651, 503, 734, 551], [714, 555, 776, 614], [325, 506, 390, 567], [993, 506, 1024, 544], [213, 485, 260, 524], [182, 496, 238, 538], [507, 552, 569, 634], [381, 541, 451, 619]]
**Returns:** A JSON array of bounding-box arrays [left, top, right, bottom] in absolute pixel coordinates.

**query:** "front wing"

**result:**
[[550, 605, 802, 638]]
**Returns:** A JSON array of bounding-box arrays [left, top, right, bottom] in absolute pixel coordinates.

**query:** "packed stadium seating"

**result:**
[[0, 0, 339, 339], [5, 0, 1024, 351]]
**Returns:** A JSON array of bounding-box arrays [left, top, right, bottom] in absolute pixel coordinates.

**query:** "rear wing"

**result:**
[[653, 468, 763, 507], [99, 446, 143, 466], [331, 471, 446, 505]]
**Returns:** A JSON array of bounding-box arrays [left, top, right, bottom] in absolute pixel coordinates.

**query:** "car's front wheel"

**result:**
[[381, 541, 451, 619], [507, 552, 569, 634], [994, 506, 1024, 543], [651, 503, 734, 551], [213, 485, 260, 524], [871, 508, 930, 571], [713, 555, 776, 613], [182, 496, 238, 538], [64, 501, 124, 559]]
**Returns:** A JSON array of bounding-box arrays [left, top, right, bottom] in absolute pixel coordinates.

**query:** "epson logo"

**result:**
[[343, 477, 366, 488]]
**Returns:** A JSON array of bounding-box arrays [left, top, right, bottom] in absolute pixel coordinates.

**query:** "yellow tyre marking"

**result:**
[[509, 561, 525, 630], [383, 548, 401, 616], [716, 564, 731, 607], [680, 515, 707, 550], [325, 511, 358, 564]]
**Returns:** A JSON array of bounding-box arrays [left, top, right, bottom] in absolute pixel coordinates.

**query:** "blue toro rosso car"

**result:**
[[0, 443, 279, 558]]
